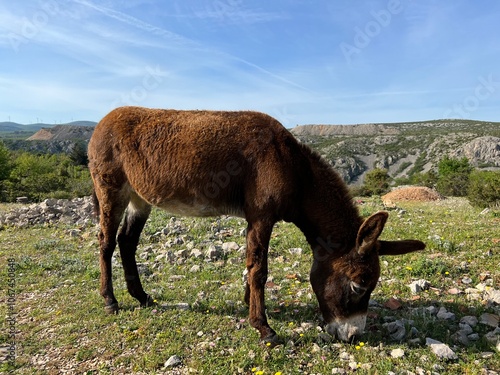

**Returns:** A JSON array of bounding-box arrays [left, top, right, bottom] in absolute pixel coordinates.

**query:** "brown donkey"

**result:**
[[88, 106, 425, 345]]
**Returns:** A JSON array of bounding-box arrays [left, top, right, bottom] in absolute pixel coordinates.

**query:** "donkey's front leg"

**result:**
[[245, 219, 280, 346], [118, 201, 154, 308]]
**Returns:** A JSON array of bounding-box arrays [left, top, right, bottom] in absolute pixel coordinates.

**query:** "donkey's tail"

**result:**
[[92, 188, 100, 218]]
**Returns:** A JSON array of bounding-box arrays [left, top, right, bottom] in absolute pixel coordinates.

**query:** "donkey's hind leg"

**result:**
[[96, 188, 129, 314], [117, 193, 153, 307]]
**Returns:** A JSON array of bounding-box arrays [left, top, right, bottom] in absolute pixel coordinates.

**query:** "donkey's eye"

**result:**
[[350, 281, 367, 295]]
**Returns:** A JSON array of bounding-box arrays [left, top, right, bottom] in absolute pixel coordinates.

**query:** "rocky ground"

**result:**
[[0, 198, 499, 373]]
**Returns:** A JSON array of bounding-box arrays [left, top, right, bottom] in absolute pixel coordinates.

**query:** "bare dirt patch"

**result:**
[[382, 186, 444, 205]]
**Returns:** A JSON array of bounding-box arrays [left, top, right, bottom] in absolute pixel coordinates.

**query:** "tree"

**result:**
[[69, 141, 89, 166], [436, 156, 473, 196], [361, 168, 391, 196], [468, 170, 500, 208], [7, 153, 67, 201], [0, 141, 11, 180]]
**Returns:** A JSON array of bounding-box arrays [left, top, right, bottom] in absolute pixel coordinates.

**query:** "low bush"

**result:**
[[467, 170, 500, 208]]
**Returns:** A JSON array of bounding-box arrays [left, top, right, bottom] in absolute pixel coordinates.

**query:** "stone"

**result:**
[[451, 330, 470, 346], [383, 320, 406, 341], [436, 307, 455, 321], [409, 279, 430, 294], [189, 265, 201, 273], [467, 333, 480, 341], [461, 276, 473, 284], [479, 313, 499, 328], [458, 323, 474, 335], [485, 327, 500, 344], [164, 355, 182, 368], [426, 338, 458, 360], [288, 247, 303, 255], [190, 248, 203, 258], [460, 316, 478, 327], [486, 288, 500, 304], [390, 348, 405, 358], [331, 368, 347, 374], [384, 297, 402, 310], [205, 244, 222, 260], [222, 241, 240, 251]]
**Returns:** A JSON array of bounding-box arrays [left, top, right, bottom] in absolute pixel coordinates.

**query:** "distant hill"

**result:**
[[0, 121, 96, 133], [291, 119, 500, 184], [27, 125, 94, 141]]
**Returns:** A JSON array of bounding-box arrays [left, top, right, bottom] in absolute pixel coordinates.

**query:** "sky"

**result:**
[[1, 0, 500, 127]]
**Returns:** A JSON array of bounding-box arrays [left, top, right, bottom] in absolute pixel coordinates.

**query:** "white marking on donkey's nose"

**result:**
[[326, 314, 367, 342]]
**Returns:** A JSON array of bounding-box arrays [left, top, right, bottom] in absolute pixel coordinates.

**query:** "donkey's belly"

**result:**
[[157, 198, 245, 218]]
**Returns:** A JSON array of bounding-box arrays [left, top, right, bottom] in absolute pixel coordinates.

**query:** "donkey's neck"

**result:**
[[293, 147, 363, 256]]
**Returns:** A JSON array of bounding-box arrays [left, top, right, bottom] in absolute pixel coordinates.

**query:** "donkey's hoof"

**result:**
[[104, 303, 119, 314], [141, 295, 156, 308], [261, 333, 282, 348]]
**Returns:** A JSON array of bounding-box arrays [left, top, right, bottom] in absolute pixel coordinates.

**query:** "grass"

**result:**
[[0, 198, 499, 374]]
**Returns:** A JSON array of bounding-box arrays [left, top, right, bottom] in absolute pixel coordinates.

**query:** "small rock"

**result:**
[[426, 338, 458, 360], [479, 313, 499, 328], [311, 343, 321, 353], [169, 275, 186, 282], [467, 333, 480, 341], [458, 323, 473, 335], [486, 288, 500, 304], [436, 307, 455, 321], [447, 288, 461, 295], [164, 355, 182, 368], [461, 277, 473, 284], [190, 248, 203, 258], [485, 327, 500, 344], [390, 348, 405, 358], [339, 351, 350, 361], [451, 330, 469, 346], [383, 320, 406, 341], [288, 247, 303, 255], [348, 361, 358, 371], [331, 368, 347, 374], [460, 316, 478, 327], [175, 249, 188, 259], [160, 302, 190, 310], [426, 306, 438, 316], [409, 279, 430, 294], [222, 241, 240, 251], [384, 297, 402, 310], [205, 244, 222, 260], [189, 265, 201, 273]]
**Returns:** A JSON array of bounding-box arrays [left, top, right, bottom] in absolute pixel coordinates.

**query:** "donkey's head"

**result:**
[[310, 211, 425, 342]]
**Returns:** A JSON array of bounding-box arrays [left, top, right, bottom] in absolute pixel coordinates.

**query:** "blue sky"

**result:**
[[1, 0, 499, 127]]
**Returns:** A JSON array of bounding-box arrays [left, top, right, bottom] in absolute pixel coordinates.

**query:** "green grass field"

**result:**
[[1, 198, 499, 374]]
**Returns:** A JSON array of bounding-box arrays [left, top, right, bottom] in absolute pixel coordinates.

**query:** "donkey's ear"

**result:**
[[379, 240, 426, 256], [357, 211, 389, 256]]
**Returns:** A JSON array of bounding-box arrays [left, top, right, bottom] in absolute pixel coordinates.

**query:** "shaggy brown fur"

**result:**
[[88, 106, 425, 344]]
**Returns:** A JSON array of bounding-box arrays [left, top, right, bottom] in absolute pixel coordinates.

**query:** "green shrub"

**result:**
[[4, 152, 92, 202], [361, 168, 391, 196], [436, 156, 472, 196], [467, 170, 500, 208]]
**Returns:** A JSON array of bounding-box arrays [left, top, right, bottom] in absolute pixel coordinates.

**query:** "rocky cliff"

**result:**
[[291, 120, 500, 184]]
